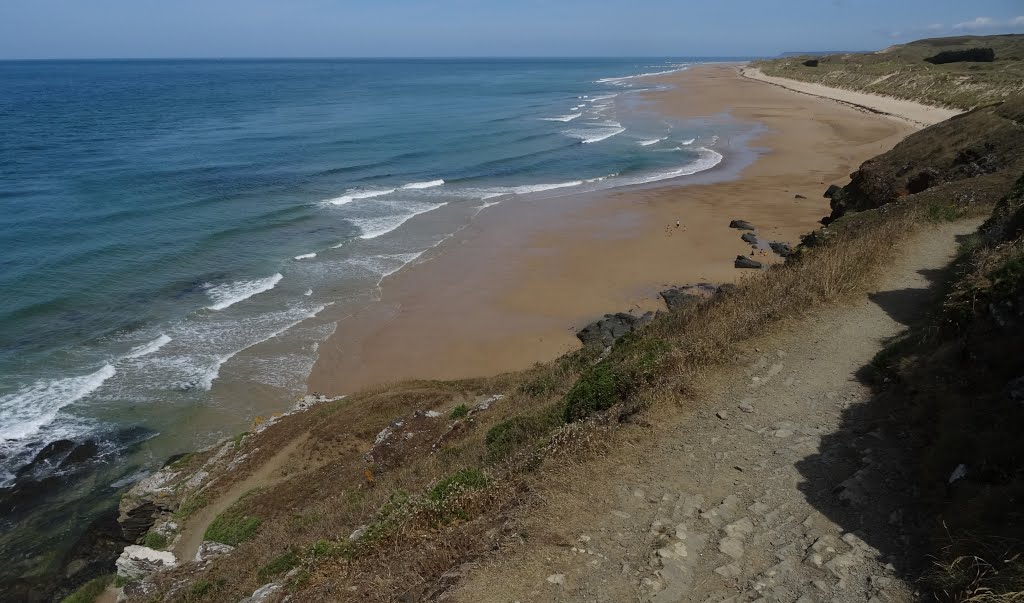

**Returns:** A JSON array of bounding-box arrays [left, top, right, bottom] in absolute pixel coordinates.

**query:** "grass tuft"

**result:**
[[60, 575, 112, 603]]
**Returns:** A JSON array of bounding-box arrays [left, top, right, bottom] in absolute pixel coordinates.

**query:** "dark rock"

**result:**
[[52, 506, 131, 601], [660, 289, 703, 312], [577, 312, 654, 349], [660, 283, 718, 312], [729, 220, 755, 231], [795, 194, 807, 199], [907, 168, 942, 194], [802, 59, 819, 67], [16, 440, 75, 476], [823, 184, 841, 198], [714, 283, 740, 299], [741, 232, 758, 245], [59, 439, 99, 470], [735, 256, 763, 269], [120, 501, 164, 544], [1005, 376, 1024, 405], [769, 242, 794, 257]]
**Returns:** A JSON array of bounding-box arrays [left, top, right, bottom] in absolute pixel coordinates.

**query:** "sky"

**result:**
[[1, 0, 1022, 59]]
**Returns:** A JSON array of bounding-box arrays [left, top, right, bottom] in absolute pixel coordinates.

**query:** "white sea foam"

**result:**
[[401, 179, 444, 190], [681, 138, 696, 145], [566, 122, 626, 144], [351, 201, 448, 240], [294, 253, 317, 260], [540, 113, 582, 122], [0, 364, 116, 442], [125, 334, 172, 360], [195, 303, 329, 391], [512, 180, 584, 194], [349, 252, 425, 286], [205, 273, 283, 311], [595, 66, 688, 84], [322, 188, 395, 207], [617, 147, 724, 187], [638, 137, 667, 146], [304, 289, 313, 296]]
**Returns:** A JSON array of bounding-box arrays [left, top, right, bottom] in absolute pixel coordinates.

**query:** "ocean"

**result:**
[[0, 58, 743, 587]]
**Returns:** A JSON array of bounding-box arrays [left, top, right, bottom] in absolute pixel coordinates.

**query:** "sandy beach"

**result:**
[[307, 64, 916, 394]]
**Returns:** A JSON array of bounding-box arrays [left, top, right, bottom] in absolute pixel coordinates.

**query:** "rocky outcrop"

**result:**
[[735, 256, 763, 269], [824, 97, 1024, 222], [660, 283, 718, 312], [769, 242, 794, 257], [577, 312, 654, 349], [741, 232, 758, 245], [115, 545, 177, 581], [729, 220, 756, 231], [195, 541, 235, 563], [239, 582, 284, 603]]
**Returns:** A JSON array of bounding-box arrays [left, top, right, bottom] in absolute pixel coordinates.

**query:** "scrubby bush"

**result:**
[[204, 510, 261, 546], [925, 48, 995, 64]]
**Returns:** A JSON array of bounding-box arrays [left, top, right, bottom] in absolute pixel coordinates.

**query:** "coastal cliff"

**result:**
[[52, 40, 1024, 602]]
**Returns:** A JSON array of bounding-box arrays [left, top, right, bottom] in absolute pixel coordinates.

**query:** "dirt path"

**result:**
[[452, 218, 980, 603], [173, 434, 308, 563]]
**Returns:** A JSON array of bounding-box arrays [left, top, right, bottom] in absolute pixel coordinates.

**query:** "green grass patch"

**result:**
[[449, 404, 469, 419], [113, 575, 129, 588], [175, 493, 208, 519], [232, 431, 249, 448], [203, 510, 262, 546], [61, 575, 112, 603], [427, 468, 489, 503], [484, 403, 565, 462], [258, 550, 299, 581], [143, 530, 169, 550]]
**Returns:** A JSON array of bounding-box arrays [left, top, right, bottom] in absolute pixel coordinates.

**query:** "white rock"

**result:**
[[116, 545, 177, 580], [546, 573, 565, 586], [948, 463, 968, 484], [195, 541, 235, 563], [239, 582, 284, 603]]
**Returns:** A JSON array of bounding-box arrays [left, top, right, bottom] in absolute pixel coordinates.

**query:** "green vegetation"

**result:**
[[203, 509, 262, 546], [754, 34, 1024, 109], [60, 575, 112, 603], [143, 530, 169, 550], [175, 493, 208, 519], [258, 551, 299, 581], [484, 403, 566, 462], [427, 468, 488, 503], [449, 404, 469, 419]]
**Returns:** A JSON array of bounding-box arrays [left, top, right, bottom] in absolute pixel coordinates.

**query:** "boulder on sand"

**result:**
[[735, 256, 763, 269], [769, 242, 794, 257], [741, 232, 758, 245], [823, 184, 841, 198], [577, 312, 654, 349], [729, 220, 755, 231], [659, 283, 718, 312]]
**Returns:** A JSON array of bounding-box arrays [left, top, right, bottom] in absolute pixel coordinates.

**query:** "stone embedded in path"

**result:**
[[546, 574, 565, 586], [195, 540, 235, 563], [718, 536, 745, 560]]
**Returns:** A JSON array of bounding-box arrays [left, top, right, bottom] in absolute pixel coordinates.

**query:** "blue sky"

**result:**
[[1, 0, 1022, 59]]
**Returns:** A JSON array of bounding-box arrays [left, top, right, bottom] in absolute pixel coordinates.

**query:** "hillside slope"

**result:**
[[753, 34, 1024, 109]]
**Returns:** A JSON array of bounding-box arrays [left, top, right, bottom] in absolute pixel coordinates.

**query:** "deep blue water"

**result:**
[[0, 58, 739, 481]]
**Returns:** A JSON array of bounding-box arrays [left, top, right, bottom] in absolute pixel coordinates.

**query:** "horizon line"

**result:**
[[0, 55, 766, 62]]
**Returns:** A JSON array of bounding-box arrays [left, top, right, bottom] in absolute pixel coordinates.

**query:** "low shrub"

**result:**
[[484, 404, 565, 461], [449, 404, 469, 419], [204, 510, 261, 546], [258, 551, 299, 581]]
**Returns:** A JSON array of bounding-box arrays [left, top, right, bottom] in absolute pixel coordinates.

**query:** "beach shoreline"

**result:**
[[306, 64, 916, 395]]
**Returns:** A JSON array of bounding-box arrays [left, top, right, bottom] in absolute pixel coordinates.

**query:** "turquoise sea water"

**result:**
[[0, 58, 747, 586]]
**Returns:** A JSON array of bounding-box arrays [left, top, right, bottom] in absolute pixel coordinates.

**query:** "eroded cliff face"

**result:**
[[825, 96, 1024, 222]]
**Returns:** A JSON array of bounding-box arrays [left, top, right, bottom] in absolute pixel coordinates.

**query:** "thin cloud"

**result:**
[[953, 16, 1024, 30]]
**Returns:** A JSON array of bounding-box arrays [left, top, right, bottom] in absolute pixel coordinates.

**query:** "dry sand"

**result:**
[[308, 64, 916, 395], [741, 66, 963, 127]]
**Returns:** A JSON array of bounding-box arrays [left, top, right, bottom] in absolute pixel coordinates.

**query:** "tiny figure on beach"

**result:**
[[675, 220, 680, 228]]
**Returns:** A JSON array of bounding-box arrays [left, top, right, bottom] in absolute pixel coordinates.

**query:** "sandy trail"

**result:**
[[452, 218, 981, 602], [740, 67, 962, 127]]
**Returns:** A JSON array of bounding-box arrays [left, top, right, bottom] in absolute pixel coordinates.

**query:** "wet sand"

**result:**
[[307, 64, 916, 394]]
